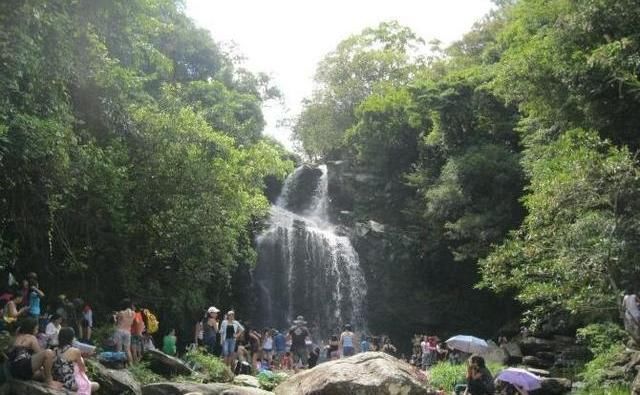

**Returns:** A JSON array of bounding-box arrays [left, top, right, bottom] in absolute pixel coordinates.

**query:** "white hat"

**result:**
[[207, 306, 220, 314]]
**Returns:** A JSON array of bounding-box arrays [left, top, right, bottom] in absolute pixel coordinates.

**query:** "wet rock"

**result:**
[[540, 377, 572, 395], [0, 380, 67, 395], [525, 368, 550, 377], [283, 165, 323, 214], [502, 342, 523, 358], [145, 349, 194, 377], [535, 351, 556, 361], [274, 352, 428, 395], [632, 367, 640, 395], [87, 359, 142, 395], [523, 355, 554, 369], [520, 337, 556, 354], [142, 382, 273, 395]]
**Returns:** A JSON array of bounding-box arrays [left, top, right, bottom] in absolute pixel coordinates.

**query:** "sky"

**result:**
[[185, 0, 495, 150]]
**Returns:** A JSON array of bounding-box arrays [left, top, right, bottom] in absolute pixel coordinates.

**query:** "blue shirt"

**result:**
[[360, 340, 370, 352], [274, 333, 286, 352], [29, 290, 41, 316]]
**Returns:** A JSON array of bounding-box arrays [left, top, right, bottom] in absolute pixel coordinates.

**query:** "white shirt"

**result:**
[[46, 322, 61, 346]]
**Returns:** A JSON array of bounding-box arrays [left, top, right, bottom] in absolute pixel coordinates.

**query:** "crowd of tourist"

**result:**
[[0, 271, 552, 394], [190, 311, 399, 374], [1, 272, 99, 393]]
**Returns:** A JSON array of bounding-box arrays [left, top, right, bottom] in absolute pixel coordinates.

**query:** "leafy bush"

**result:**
[[257, 371, 288, 391], [577, 322, 627, 354], [429, 362, 466, 391], [578, 344, 630, 390], [184, 348, 234, 383], [575, 384, 630, 395], [128, 361, 164, 385]]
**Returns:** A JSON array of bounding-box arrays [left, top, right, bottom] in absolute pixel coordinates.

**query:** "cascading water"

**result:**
[[253, 164, 367, 339]]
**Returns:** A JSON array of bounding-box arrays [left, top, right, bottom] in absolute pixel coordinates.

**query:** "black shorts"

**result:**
[[10, 357, 33, 380]]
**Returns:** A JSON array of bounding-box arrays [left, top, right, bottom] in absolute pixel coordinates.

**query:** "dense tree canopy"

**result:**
[[296, 0, 640, 332], [0, 0, 292, 326]]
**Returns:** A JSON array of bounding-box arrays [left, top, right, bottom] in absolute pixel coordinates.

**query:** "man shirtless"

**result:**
[[115, 299, 135, 364]]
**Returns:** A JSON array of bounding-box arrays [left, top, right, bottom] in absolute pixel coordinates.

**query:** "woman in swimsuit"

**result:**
[[8, 317, 62, 389]]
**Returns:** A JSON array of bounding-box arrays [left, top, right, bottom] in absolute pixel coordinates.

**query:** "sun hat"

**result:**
[[293, 315, 307, 325], [207, 306, 220, 314]]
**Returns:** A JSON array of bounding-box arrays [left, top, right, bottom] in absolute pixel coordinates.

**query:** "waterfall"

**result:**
[[253, 164, 367, 338]]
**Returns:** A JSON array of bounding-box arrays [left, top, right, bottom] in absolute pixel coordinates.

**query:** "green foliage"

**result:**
[[293, 21, 426, 159], [577, 323, 627, 355], [128, 361, 164, 385], [184, 348, 234, 383], [428, 362, 466, 391], [257, 371, 288, 391], [0, 0, 293, 335], [578, 344, 629, 391], [480, 129, 640, 323]]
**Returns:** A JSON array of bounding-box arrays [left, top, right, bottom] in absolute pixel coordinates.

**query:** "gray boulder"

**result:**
[[520, 337, 556, 354], [142, 382, 273, 395], [0, 380, 67, 395], [87, 358, 142, 395], [523, 355, 554, 369], [275, 351, 428, 395], [145, 349, 194, 377], [233, 374, 260, 388], [539, 377, 572, 395]]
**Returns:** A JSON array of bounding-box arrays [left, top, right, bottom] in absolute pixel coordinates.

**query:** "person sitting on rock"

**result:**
[[7, 317, 62, 389], [3, 291, 28, 327], [52, 327, 100, 394], [463, 355, 494, 395], [45, 314, 63, 348]]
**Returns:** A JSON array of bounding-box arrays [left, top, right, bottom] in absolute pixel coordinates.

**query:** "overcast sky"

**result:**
[[185, 0, 495, 150]]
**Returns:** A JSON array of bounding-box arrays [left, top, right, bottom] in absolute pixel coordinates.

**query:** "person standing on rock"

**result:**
[[623, 289, 640, 337], [114, 299, 134, 364], [219, 310, 244, 368], [202, 306, 220, 355], [288, 315, 310, 371], [340, 324, 356, 357]]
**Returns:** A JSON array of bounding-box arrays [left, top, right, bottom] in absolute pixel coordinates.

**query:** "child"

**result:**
[[281, 351, 292, 370], [162, 329, 177, 356]]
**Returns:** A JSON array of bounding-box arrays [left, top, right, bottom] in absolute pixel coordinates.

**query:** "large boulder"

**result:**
[[233, 374, 260, 388], [87, 358, 142, 395], [520, 337, 557, 354], [275, 352, 428, 395], [539, 377, 572, 395], [142, 382, 273, 395], [145, 349, 194, 377], [0, 380, 66, 395], [523, 355, 554, 369], [632, 367, 640, 395], [480, 345, 509, 365]]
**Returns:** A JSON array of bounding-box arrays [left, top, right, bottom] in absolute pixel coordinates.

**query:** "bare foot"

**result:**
[[46, 380, 64, 390]]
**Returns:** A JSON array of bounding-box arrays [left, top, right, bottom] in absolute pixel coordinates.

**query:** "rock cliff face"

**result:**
[[325, 160, 519, 346]]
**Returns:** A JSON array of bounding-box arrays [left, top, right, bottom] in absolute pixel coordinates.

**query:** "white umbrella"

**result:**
[[445, 335, 489, 354]]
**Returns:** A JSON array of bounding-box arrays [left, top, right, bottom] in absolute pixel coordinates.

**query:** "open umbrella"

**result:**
[[496, 368, 542, 391], [445, 335, 489, 354]]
